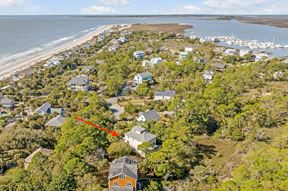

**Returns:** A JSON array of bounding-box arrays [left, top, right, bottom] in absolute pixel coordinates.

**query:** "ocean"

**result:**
[[0, 15, 288, 66]]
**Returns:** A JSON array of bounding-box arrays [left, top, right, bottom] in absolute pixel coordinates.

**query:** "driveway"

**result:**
[[106, 97, 124, 120]]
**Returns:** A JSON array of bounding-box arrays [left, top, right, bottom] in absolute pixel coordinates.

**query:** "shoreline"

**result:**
[[0, 25, 114, 81]]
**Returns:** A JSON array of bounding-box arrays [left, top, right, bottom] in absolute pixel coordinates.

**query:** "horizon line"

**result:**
[[0, 14, 288, 17]]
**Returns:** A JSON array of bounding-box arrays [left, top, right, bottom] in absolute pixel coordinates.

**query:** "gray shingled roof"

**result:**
[[67, 75, 89, 85], [155, 90, 176, 97], [35, 103, 51, 114], [45, 115, 66, 127], [140, 109, 160, 121], [108, 156, 137, 180], [213, 63, 226, 69], [0, 97, 15, 106], [125, 126, 156, 143], [111, 185, 134, 191]]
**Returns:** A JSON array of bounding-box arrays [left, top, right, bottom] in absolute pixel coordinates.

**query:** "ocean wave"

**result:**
[[0, 27, 99, 67]]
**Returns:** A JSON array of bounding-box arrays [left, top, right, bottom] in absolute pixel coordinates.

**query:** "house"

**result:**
[[35, 103, 65, 116], [44, 60, 60, 68], [273, 71, 284, 80], [145, 47, 154, 55], [142, 60, 150, 67], [255, 53, 269, 62], [0, 96, 15, 109], [283, 59, 288, 64], [108, 156, 138, 191], [179, 51, 189, 60], [133, 51, 145, 60], [24, 148, 53, 170], [224, 48, 239, 56], [154, 90, 176, 101], [124, 126, 157, 157], [134, 72, 153, 85], [214, 47, 226, 54], [202, 70, 215, 81], [150, 57, 163, 66], [212, 63, 227, 72], [67, 75, 89, 91], [185, 47, 194, 52], [45, 115, 66, 127], [117, 37, 127, 44], [108, 44, 120, 53], [82, 66, 96, 74], [239, 49, 252, 57], [197, 57, 208, 64], [137, 109, 160, 122]]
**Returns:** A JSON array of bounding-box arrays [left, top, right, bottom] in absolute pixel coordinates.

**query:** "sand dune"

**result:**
[[0, 25, 113, 80]]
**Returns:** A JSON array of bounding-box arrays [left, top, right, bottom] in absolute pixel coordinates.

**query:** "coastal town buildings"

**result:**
[[134, 72, 153, 85], [35, 103, 65, 116], [0, 96, 15, 109], [45, 115, 66, 128], [150, 57, 163, 66], [108, 156, 138, 191], [224, 48, 239, 56], [108, 44, 120, 53], [154, 90, 176, 101], [179, 51, 189, 60], [137, 109, 160, 122], [185, 47, 194, 52], [67, 75, 90, 91], [239, 49, 252, 57], [203, 70, 215, 81], [124, 126, 157, 157], [44, 60, 60, 68], [117, 37, 127, 44], [133, 51, 145, 60]]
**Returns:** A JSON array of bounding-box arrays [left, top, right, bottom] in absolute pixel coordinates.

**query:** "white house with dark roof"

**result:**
[[202, 70, 215, 81], [67, 75, 89, 91], [137, 109, 160, 122], [124, 126, 157, 157], [150, 57, 163, 66], [134, 72, 153, 85], [117, 37, 127, 44], [133, 51, 145, 60], [35, 103, 65, 116], [0, 96, 15, 109], [45, 115, 66, 127], [154, 90, 176, 101]]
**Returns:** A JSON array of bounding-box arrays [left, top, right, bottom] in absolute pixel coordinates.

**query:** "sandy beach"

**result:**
[[0, 25, 113, 80]]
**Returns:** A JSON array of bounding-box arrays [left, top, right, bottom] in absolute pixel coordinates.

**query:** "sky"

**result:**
[[0, 0, 288, 15]]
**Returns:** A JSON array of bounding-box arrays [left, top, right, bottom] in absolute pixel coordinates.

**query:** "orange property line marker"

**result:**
[[74, 116, 120, 137]]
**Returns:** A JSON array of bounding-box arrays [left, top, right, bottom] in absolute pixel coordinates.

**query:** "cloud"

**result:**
[[204, 0, 265, 9], [170, 4, 201, 14], [182, 5, 201, 13], [170, 0, 288, 15], [0, 0, 21, 7], [81, 6, 116, 14], [99, 0, 128, 6]]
